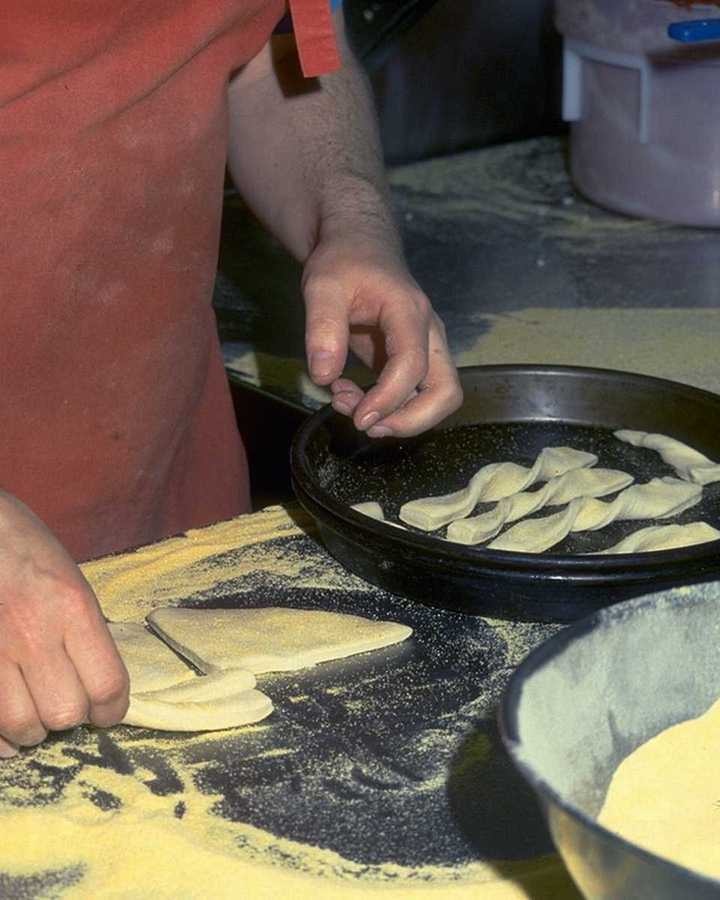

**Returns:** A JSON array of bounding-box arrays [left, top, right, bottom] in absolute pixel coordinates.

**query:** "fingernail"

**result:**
[[0, 745, 18, 760], [359, 411, 380, 430], [368, 425, 394, 439], [311, 351, 334, 379]]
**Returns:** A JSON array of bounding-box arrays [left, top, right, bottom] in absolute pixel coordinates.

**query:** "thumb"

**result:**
[[303, 276, 350, 385]]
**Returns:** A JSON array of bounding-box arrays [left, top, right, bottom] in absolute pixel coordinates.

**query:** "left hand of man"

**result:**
[[302, 237, 462, 438]]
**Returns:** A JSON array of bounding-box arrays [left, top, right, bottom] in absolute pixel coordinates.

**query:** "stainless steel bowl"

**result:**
[[499, 580, 720, 899]]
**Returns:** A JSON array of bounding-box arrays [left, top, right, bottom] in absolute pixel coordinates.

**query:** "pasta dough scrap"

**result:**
[[146, 607, 413, 675], [108, 622, 196, 694], [598, 696, 720, 879], [350, 502, 405, 530], [446, 468, 633, 545], [615, 429, 720, 485], [594, 522, 720, 554], [399, 447, 597, 531], [123, 688, 273, 732], [488, 477, 702, 553], [351, 501, 385, 520]]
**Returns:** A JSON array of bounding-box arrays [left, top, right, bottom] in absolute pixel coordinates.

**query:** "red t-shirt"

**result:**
[[1, 1, 287, 561]]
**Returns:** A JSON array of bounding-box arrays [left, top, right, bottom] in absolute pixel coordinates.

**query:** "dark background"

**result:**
[[346, 0, 562, 163]]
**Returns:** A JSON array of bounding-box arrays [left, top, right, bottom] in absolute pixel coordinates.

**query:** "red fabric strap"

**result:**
[[287, 0, 341, 77]]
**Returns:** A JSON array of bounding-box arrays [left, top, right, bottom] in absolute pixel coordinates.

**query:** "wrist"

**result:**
[[314, 172, 404, 258]]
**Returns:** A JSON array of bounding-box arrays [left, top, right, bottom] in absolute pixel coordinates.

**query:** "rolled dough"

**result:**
[[614, 429, 720, 485], [399, 447, 597, 531], [123, 688, 273, 732], [598, 697, 720, 879], [146, 607, 413, 675]]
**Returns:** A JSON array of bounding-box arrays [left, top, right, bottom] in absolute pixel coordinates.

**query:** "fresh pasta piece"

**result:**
[[351, 501, 385, 521], [615, 429, 720, 485], [446, 468, 633, 545], [350, 502, 405, 530], [595, 522, 720, 554], [399, 447, 597, 531], [488, 478, 702, 554]]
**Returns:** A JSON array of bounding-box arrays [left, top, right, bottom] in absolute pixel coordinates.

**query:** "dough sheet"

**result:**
[[146, 607, 413, 675]]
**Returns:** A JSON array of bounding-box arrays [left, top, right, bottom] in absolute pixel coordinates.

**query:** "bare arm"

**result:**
[[227, 12, 462, 437]]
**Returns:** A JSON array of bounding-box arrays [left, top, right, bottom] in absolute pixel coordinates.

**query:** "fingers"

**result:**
[[303, 247, 461, 436], [351, 296, 431, 431], [364, 314, 462, 438], [0, 615, 128, 754], [0, 659, 46, 750], [304, 274, 350, 386], [22, 648, 89, 733], [64, 608, 129, 728], [331, 379, 364, 417], [0, 737, 18, 759], [375, 315, 462, 437]]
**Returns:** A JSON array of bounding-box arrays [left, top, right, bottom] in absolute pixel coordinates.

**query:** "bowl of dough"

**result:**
[[499, 579, 720, 899]]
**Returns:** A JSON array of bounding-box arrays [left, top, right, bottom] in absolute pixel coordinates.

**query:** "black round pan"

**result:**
[[290, 365, 720, 622]]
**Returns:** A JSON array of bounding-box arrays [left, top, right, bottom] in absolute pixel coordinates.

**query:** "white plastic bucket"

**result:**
[[556, 0, 720, 226]]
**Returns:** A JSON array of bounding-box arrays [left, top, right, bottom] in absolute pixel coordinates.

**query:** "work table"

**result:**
[[0, 506, 579, 897], [3, 137, 718, 897]]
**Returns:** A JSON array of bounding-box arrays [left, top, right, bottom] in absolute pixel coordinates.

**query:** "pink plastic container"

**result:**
[[556, 0, 720, 226]]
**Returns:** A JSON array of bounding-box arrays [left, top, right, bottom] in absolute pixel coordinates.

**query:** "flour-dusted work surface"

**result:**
[[0, 507, 580, 899], [455, 309, 720, 400], [218, 137, 720, 411]]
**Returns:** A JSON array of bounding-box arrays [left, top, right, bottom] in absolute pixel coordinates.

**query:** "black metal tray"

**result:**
[[290, 365, 720, 622]]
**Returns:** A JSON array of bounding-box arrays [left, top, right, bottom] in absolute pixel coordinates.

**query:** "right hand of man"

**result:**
[[0, 492, 129, 758]]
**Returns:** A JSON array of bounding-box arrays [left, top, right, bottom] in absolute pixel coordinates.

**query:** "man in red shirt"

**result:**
[[0, 2, 461, 756]]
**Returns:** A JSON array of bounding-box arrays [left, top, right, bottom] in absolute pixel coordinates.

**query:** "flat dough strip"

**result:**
[[399, 447, 597, 531], [615, 429, 720, 485], [123, 688, 273, 731], [133, 669, 256, 703], [108, 622, 195, 694], [446, 468, 633, 545], [146, 607, 413, 675], [594, 521, 720, 554], [488, 478, 702, 553]]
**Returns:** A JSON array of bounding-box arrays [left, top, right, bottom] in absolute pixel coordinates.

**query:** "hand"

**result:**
[[302, 237, 462, 438], [0, 493, 129, 758]]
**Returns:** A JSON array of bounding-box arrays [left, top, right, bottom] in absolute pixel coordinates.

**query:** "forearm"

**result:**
[[227, 14, 401, 262]]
